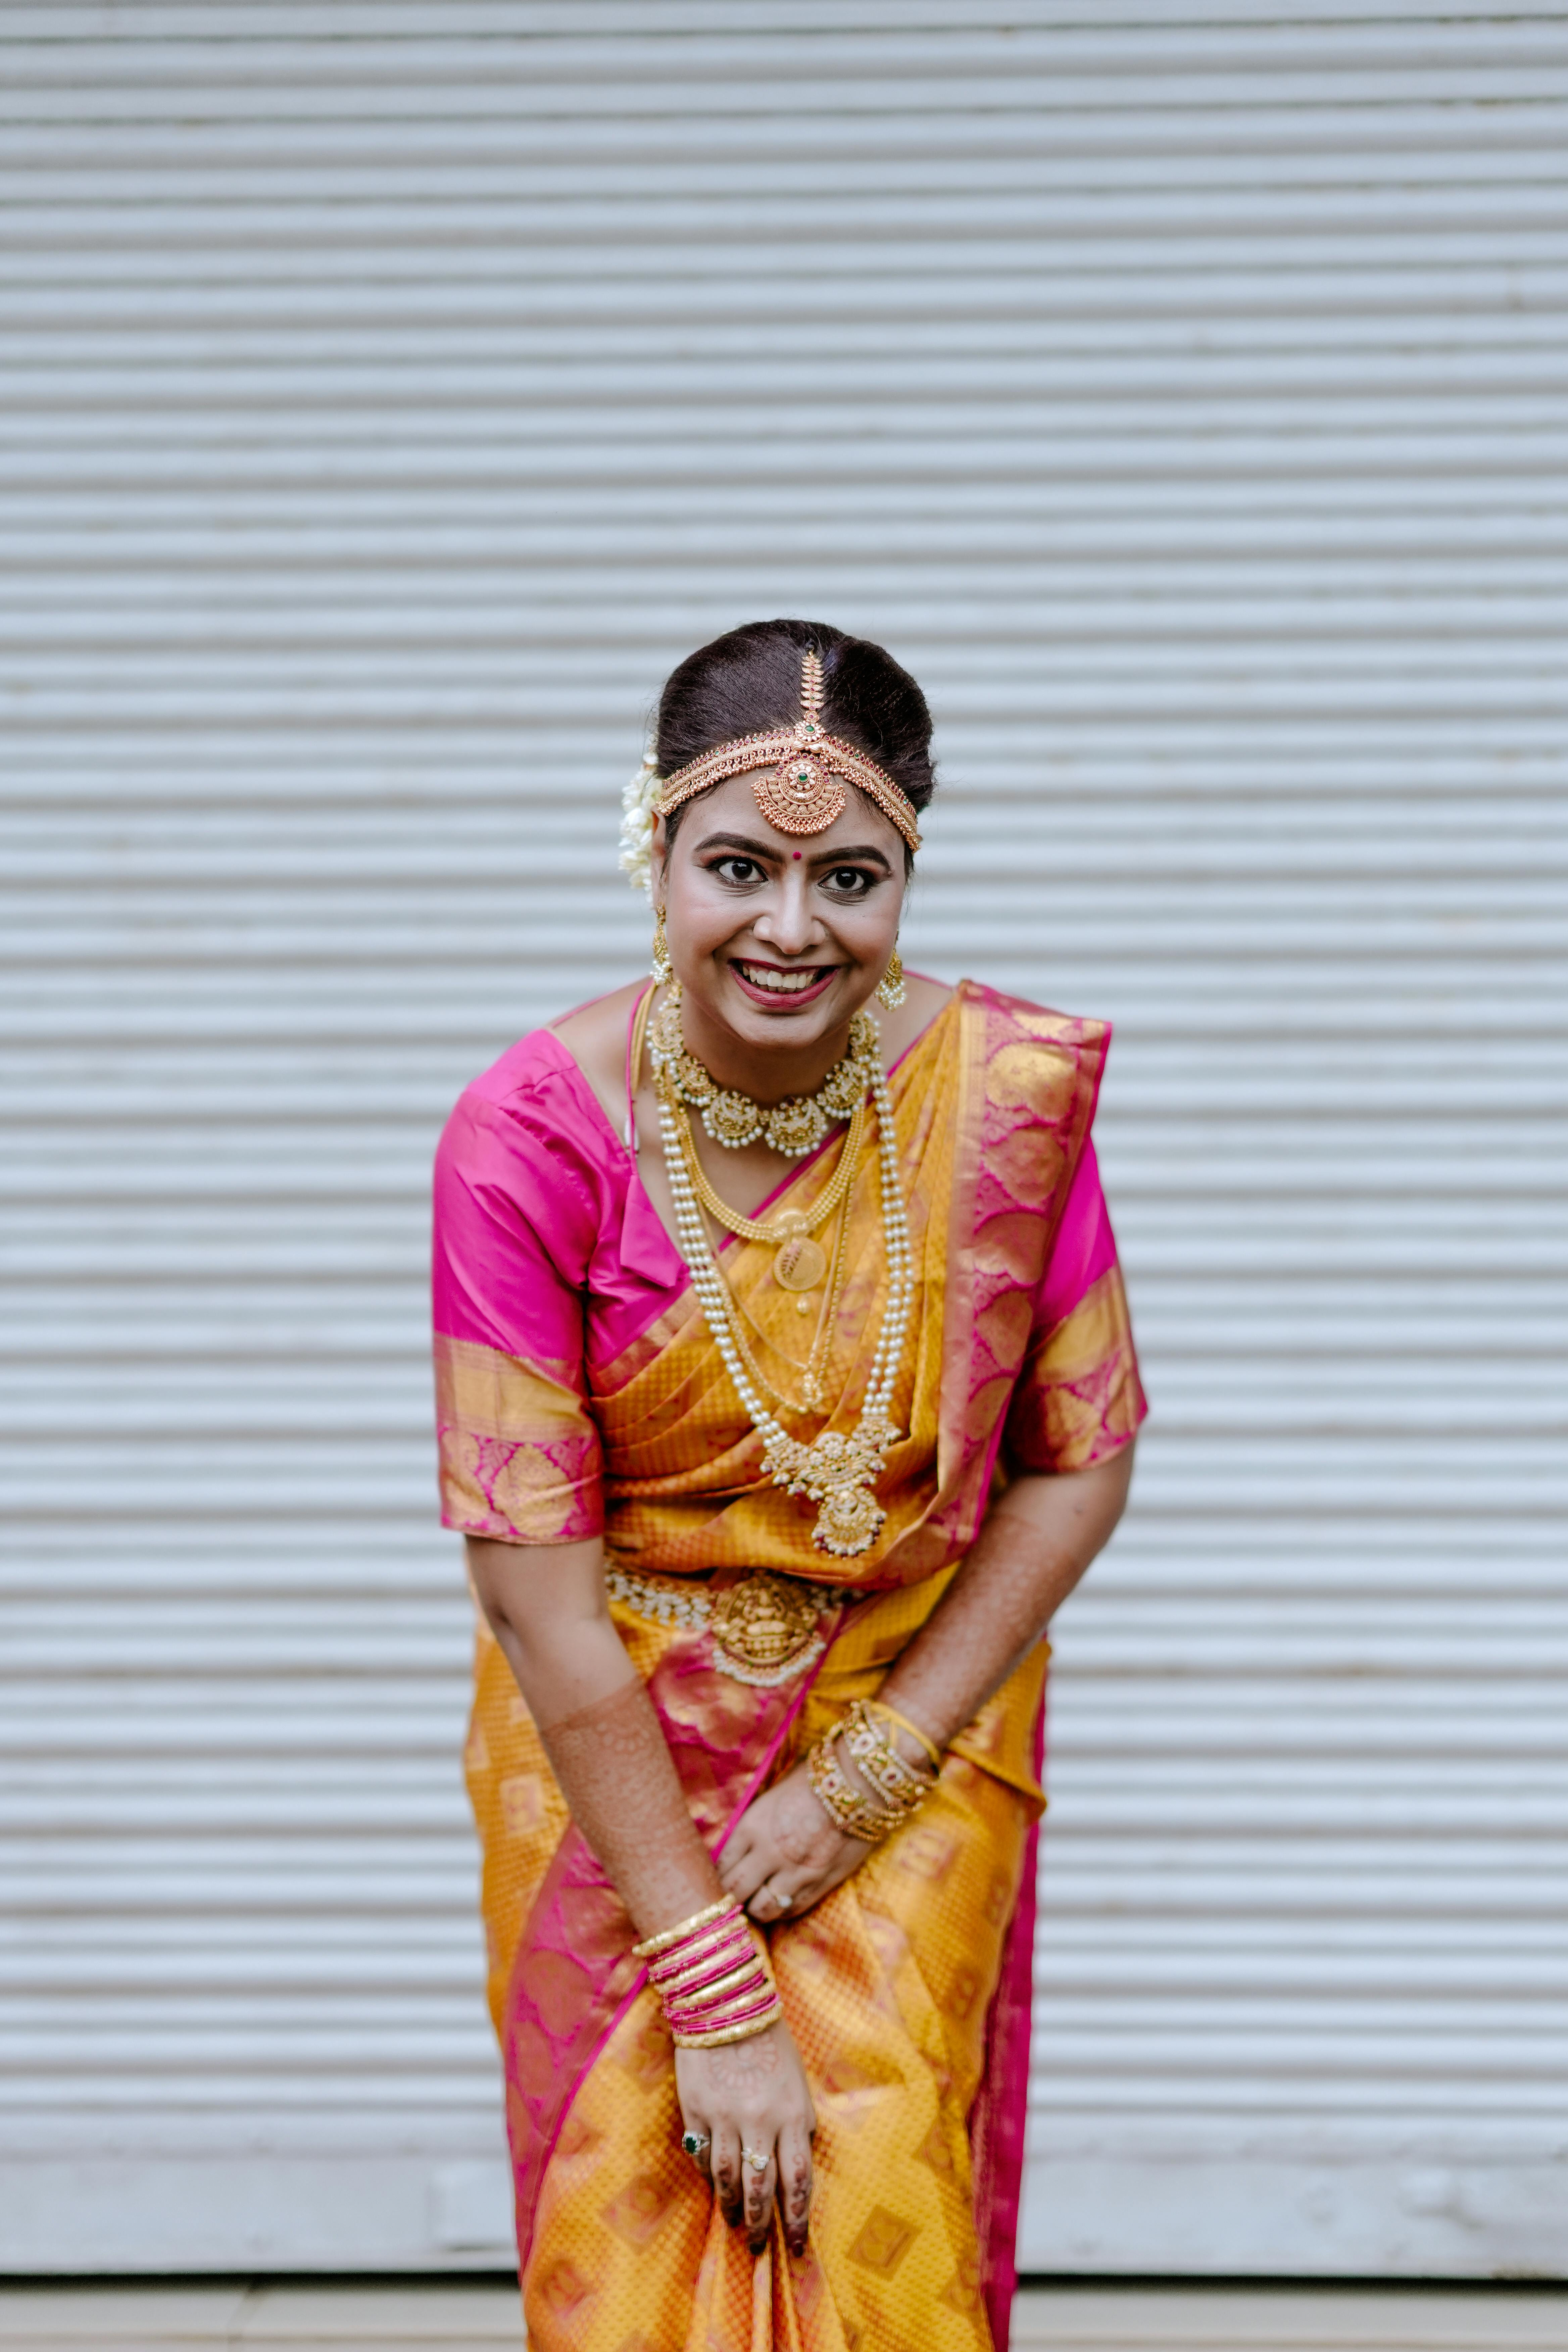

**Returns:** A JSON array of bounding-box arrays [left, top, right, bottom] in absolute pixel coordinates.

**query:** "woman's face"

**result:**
[[654, 771, 906, 1065]]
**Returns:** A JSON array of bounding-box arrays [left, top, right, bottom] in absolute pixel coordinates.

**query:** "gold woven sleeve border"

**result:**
[[1004, 1261, 1148, 1474]]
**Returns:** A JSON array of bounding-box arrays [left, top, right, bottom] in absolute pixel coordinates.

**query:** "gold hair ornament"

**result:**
[[654, 650, 922, 853]]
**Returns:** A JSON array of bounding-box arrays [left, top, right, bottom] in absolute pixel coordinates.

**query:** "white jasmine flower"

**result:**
[[618, 752, 660, 897]]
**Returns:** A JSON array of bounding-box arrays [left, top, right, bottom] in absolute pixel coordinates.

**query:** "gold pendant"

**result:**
[[773, 1233, 827, 1292], [812, 1483, 887, 1558], [766, 1208, 826, 1293], [708, 1571, 827, 1685]]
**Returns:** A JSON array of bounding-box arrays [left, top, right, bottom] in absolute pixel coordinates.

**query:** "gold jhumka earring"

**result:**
[[651, 906, 673, 985], [875, 944, 906, 1009]]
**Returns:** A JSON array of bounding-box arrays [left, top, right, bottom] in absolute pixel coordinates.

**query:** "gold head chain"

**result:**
[[654, 649, 922, 852]]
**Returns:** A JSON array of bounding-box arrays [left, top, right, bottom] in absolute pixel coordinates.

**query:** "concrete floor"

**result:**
[[1, 2284, 1565, 2352]]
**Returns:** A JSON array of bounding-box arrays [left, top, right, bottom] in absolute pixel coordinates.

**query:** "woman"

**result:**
[[433, 619, 1145, 2352]]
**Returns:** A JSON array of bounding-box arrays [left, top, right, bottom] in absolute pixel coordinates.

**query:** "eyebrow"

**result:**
[[694, 830, 893, 873]]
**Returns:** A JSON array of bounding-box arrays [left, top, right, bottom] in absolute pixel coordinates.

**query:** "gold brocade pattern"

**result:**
[[1005, 1264, 1146, 1474], [590, 1001, 961, 1583], [468, 1586, 1046, 2352], [451, 983, 1145, 2348], [436, 1334, 603, 1543]]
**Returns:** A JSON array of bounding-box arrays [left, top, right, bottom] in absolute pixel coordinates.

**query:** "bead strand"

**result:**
[[654, 1016, 914, 1558]]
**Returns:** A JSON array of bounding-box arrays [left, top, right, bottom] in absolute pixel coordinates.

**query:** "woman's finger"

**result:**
[[678, 2113, 714, 2177], [776, 2115, 813, 2258], [748, 1873, 803, 1921], [739, 2133, 776, 2253], [709, 2122, 743, 2226], [718, 1840, 772, 1902]]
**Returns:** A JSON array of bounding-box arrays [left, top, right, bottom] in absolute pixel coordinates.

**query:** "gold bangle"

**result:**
[[649, 1919, 754, 1986], [675, 1984, 775, 2035], [632, 1896, 736, 1961], [865, 1698, 942, 1773], [839, 1703, 931, 1815], [807, 1732, 901, 1844], [655, 1938, 755, 1997], [672, 2002, 783, 2050], [664, 1956, 767, 2010]]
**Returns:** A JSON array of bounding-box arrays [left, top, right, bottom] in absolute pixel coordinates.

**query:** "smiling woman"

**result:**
[[431, 620, 1147, 2352]]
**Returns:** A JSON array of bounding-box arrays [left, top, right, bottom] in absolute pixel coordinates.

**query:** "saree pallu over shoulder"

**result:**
[[903, 981, 1111, 1576]]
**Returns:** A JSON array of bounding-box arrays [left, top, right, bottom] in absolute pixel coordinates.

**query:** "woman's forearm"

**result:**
[[466, 1535, 721, 1939], [877, 1448, 1135, 1752]]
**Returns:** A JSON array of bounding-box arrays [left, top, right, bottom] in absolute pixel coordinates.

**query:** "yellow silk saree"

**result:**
[[433, 981, 1144, 2351]]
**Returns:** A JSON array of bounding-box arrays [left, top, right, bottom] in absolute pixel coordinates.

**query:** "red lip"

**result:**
[[729, 959, 839, 1009]]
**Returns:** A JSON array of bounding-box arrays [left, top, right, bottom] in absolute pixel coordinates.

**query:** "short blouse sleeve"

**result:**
[[431, 1052, 606, 1545], [1003, 1137, 1147, 1474]]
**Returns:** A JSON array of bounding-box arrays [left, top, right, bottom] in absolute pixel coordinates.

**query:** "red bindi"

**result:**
[[792, 851, 801, 860]]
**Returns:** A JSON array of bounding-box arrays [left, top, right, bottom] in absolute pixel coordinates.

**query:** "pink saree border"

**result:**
[[968, 1677, 1048, 2352], [502, 1608, 850, 2271], [924, 980, 1111, 1565]]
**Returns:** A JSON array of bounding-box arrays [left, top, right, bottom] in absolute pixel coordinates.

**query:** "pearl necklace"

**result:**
[[654, 1028, 914, 1560]]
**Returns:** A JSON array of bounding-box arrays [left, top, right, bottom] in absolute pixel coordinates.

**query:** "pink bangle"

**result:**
[[649, 1924, 754, 1990], [675, 1971, 773, 2019], [648, 1922, 751, 1980], [632, 1897, 739, 1962], [660, 1945, 760, 2001], [665, 1969, 770, 2029], [675, 1994, 778, 2034], [670, 1992, 781, 2047]]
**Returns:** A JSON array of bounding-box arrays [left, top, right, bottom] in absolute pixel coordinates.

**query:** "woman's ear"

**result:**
[[650, 813, 670, 898]]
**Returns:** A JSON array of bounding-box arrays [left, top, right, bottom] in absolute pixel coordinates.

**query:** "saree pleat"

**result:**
[[440, 982, 1148, 2351]]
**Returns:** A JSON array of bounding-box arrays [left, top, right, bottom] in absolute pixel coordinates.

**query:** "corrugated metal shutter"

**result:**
[[3, 1, 1564, 2280]]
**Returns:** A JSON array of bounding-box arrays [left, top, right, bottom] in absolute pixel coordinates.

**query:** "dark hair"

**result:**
[[655, 618, 935, 865]]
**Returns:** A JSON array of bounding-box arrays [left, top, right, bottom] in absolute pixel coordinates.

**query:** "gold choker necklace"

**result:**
[[647, 979, 880, 1159]]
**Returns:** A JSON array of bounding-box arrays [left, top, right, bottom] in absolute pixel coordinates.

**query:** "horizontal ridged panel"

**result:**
[[3, 0, 1566, 2280]]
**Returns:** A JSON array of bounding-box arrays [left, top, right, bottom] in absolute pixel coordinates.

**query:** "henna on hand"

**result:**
[[770, 1773, 838, 1868], [722, 1761, 869, 1917], [538, 1677, 719, 1931], [876, 1453, 1134, 1751]]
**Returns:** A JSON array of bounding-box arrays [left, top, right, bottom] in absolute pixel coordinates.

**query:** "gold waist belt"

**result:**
[[604, 1563, 851, 1689]]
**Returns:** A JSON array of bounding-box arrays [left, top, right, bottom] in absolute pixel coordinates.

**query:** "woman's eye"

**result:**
[[825, 867, 873, 895], [712, 856, 763, 885]]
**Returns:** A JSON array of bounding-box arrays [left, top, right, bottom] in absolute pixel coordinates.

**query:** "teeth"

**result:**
[[737, 963, 821, 994]]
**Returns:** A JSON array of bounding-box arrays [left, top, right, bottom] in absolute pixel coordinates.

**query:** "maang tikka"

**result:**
[[654, 650, 923, 854]]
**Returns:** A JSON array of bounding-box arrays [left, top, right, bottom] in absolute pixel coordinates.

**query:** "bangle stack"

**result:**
[[632, 1897, 783, 2049], [807, 1698, 941, 1845]]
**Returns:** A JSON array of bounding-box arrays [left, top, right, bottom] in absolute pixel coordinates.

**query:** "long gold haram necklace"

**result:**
[[641, 980, 865, 1406], [639, 988, 914, 1559]]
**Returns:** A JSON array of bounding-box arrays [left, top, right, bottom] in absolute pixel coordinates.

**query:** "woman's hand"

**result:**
[[676, 2018, 817, 2258], [719, 1759, 869, 1922]]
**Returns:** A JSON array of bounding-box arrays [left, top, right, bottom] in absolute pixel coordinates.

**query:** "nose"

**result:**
[[750, 872, 819, 959]]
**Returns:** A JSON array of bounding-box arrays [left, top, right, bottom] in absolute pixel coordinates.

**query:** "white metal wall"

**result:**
[[2, 1, 1565, 2280]]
